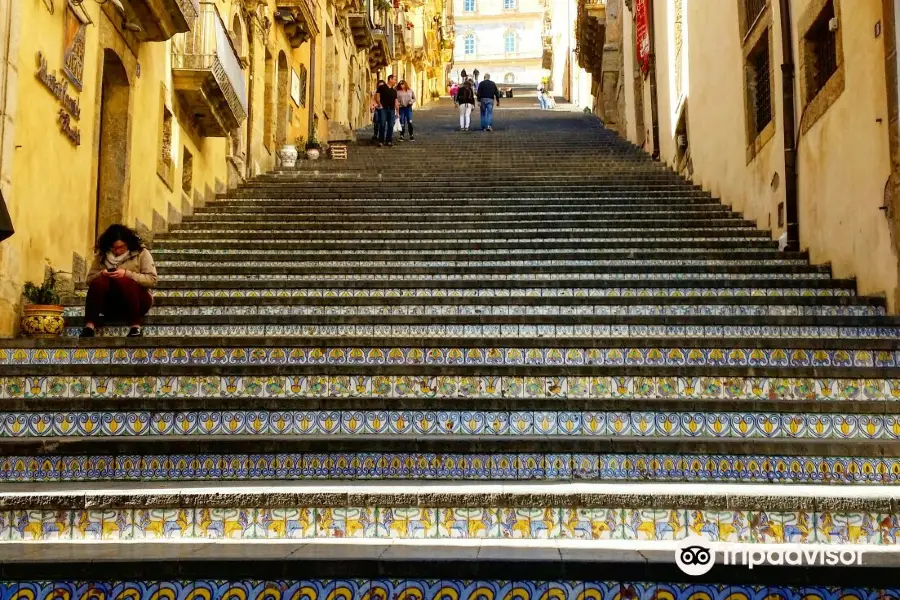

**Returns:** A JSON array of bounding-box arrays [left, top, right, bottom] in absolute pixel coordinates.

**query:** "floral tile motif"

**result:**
[[3, 346, 894, 368], [0, 376, 896, 403], [2, 409, 892, 440], [0, 453, 894, 485]]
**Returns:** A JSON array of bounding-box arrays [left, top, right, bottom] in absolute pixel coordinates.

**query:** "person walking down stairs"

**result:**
[[375, 75, 400, 147], [80, 224, 157, 339], [456, 80, 476, 131], [397, 80, 416, 142], [370, 80, 385, 141], [537, 82, 549, 110], [476, 74, 501, 132]]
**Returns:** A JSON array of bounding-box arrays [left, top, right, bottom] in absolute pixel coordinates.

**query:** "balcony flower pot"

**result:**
[[277, 144, 299, 168], [21, 266, 64, 338]]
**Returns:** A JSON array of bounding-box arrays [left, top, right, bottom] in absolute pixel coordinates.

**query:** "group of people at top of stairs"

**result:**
[[450, 72, 502, 132], [78, 224, 158, 339], [370, 75, 417, 147]]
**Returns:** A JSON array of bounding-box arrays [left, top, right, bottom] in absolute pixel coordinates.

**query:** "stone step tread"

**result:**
[[152, 262, 816, 272]]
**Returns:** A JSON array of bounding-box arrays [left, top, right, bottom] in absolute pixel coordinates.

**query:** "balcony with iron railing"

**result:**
[[171, 2, 248, 137], [582, 0, 606, 19], [123, 0, 199, 41], [370, 18, 395, 68]]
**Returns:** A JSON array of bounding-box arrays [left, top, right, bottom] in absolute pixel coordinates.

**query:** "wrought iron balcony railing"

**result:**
[[171, 2, 248, 136]]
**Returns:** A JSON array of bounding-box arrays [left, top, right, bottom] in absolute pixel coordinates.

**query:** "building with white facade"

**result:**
[[452, 0, 545, 86], [547, 0, 593, 110]]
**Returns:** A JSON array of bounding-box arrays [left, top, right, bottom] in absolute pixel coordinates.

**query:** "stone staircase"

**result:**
[[0, 97, 899, 593]]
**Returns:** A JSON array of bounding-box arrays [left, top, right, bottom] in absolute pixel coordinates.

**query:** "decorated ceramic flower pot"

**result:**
[[306, 148, 320, 160], [21, 304, 65, 337], [277, 145, 299, 168]]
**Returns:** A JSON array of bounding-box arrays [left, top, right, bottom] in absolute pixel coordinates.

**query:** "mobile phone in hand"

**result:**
[[107, 267, 117, 272]]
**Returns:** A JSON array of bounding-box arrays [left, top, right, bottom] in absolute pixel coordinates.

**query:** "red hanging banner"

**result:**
[[635, 0, 651, 76]]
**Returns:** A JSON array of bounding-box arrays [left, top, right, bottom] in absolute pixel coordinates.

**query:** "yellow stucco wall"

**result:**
[[0, 1, 239, 336], [622, 0, 899, 310]]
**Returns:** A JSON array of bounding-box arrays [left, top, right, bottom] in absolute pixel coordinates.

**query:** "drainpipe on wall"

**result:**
[[645, 0, 660, 160], [778, 0, 800, 252]]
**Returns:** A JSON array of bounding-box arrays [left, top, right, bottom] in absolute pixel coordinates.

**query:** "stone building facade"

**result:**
[[0, 0, 449, 336], [579, 0, 900, 312], [452, 0, 544, 86]]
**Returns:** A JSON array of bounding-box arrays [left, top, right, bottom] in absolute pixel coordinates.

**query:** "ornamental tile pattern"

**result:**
[[1, 347, 896, 368], [0, 506, 896, 543], [0, 581, 895, 600], [73, 287, 856, 298], [0, 376, 896, 401], [2, 409, 898, 440], [58, 324, 900, 339], [1, 453, 896, 484]]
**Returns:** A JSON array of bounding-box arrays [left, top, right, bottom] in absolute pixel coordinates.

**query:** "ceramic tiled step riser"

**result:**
[[6, 343, 898, 369], [151, 249, 787, 261], [154, 232, 775, 243], [7, 408, 900, 441], [9, 495, 900, 544], [205, 201, 730, 212], [154, 259, 813, 270], [115, 285, 856, 297], [172, 219, 757, 231], [193, 208, 738, 219], [58, 323, 900, 340], [62, 303, 888, 318], [0, 445, 896, 484], [14, 505, 900, 545], [152, 239, 781, 250]]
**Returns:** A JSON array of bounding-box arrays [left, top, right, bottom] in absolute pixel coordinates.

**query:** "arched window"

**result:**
[[464, 34, 476, 56], [464, 0, 475, 12], [503, 0, 516, 9], [504, 31, 516, 53], [504, 72, 515, 84]]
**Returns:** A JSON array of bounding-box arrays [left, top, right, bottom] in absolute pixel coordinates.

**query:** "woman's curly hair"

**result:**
[[95, 224, 144, 255]]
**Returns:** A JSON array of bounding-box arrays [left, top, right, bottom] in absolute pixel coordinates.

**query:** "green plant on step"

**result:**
[[294, 136, 305, 148], [374, 0, 392, 12], [305, 132, 320, 150], [22, 262, 61, 306]]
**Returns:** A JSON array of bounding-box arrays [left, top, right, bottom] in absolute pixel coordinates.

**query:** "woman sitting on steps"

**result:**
[[80, 224, 157, 338]]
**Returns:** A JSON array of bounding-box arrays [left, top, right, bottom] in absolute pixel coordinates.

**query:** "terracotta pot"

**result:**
[[306, 148, 320, 160], [21, 304, 65, 337]]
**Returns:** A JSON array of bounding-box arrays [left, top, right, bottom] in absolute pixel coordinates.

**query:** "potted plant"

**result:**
[[305, 132, 321, 160], [277, 136, 301, 169], [21, 264, 65, 338]]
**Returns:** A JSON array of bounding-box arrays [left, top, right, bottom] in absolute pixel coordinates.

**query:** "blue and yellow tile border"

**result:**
[[1, 409, 898, 440], [0, 580, 895, 600], [0, 376, 897, 401], [2, 505, 899, 544], [2, 453, 897, 484]]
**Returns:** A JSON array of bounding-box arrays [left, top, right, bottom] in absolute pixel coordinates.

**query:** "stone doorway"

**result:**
[[95, 49, 130, 238]]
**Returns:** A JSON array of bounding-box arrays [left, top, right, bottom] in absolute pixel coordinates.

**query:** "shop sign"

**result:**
[[635, 0, 651, 76], [35, 51, 82, 146]]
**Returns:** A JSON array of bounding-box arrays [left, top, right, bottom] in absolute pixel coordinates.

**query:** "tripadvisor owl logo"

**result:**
[[675, 536, 865, 576], [676, 536, 716, 576]]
